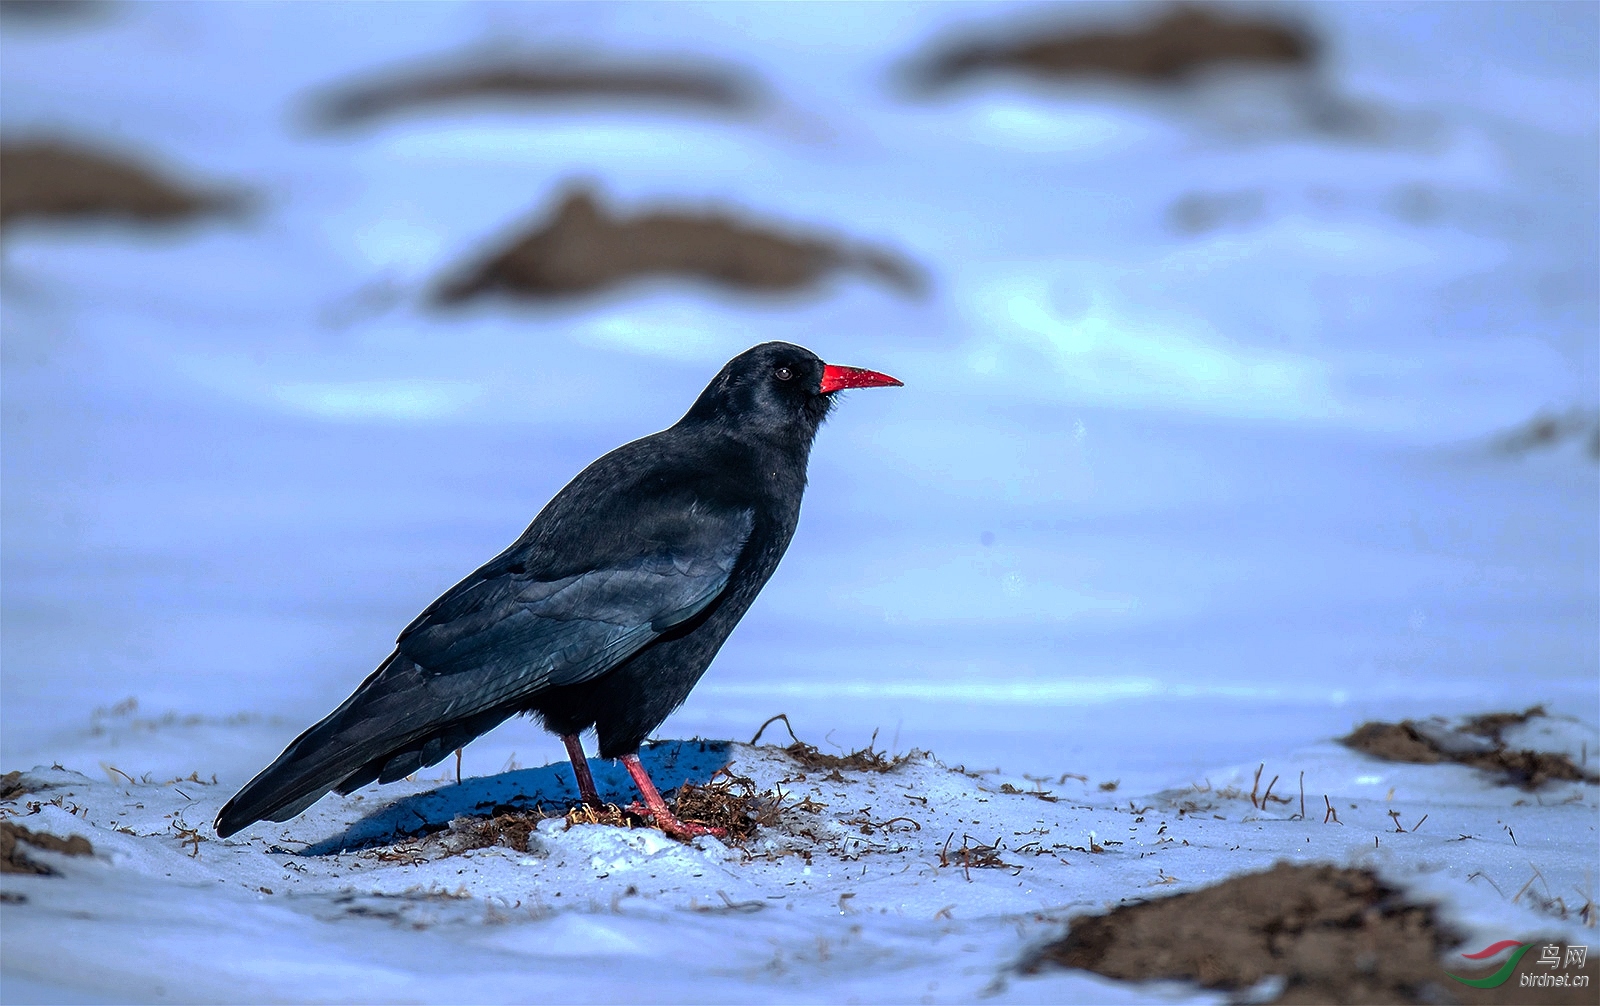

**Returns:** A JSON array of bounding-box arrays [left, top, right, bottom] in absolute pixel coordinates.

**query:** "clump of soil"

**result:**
[[307, 55, 761, 130], [0, 1, 109, 27], [1490, 409, 1600, 461], [0, 772, 33, 801], [0, 139, 241, 229], [1, 821, 93, 875], [433, 187, 925, 304], [908, 5, 1316, 92], [1340, 707, 1597, 790], [750, 714, 917, 775], [1024, 862, 1593, 1004]]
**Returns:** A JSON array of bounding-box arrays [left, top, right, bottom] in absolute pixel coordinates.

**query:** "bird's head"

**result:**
[[683, 342, 902, 447]]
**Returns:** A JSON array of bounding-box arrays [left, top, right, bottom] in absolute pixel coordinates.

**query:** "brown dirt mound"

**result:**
[[308, 55, 760, 130], [910, 5, 1316, 92], [0, 139, 241, 229], [0, 1, 108, 26], [1490, 409, 1600, 461], [1, 821, 94, 875], [433, 186, 925, 304], [1340, 708, 1597, 790], [0, 771, 32, 801], [1024, 862, 1595, 1004]]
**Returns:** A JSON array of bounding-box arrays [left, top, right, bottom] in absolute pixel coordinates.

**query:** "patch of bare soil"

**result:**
[[1, 821, 93, 875], [1025, 862, 1595, 1004], [307, 55, 760, 130], [433, 187, 925, 304], [0, 771, 33, 801], [908, 5, 1315, 92], [1490, 409, 1600, 461], [750, 714, 918, 776], [0, 139, 242, 229], [1340, 707, 1598, 790], [0, 1, 109, 27]]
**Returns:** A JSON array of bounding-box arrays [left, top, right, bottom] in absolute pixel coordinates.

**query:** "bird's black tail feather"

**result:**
[[213, 652, 512, 838]]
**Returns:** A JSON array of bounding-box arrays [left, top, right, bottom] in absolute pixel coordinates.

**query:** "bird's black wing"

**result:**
[[393, 505, 754, 713], [214, 502, 753, 837]]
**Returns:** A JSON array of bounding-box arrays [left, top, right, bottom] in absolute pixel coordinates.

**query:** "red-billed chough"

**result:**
[[215, 342, 900, 840]]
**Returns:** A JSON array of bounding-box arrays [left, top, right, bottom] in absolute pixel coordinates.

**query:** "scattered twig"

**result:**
[[1260, 774, 1278, 808], [102, 764, 136, 786], [1572, 875, 1595, 928], [1322, 795, 1341, 824], [1511, 869, 1541, 906], [1467, 870, 1505, 898], [750, 713, 801, 746], [938, 832, 1018, 880], [172, 821, 205, 858]]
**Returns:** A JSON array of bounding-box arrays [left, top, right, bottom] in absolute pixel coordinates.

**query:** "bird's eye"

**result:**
[[773, 366, 794, 381]]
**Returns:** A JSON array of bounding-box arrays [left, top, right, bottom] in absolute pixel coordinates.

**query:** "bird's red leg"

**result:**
[[620, 753, 723, 841], [561, 734, 604, 808]]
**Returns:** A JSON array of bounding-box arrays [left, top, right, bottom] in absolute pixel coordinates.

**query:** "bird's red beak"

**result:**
[[819, 364, 903, 395]]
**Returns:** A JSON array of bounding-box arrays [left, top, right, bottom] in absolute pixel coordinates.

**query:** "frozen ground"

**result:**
[[2, 1, 1597, 1001], [3, 711, 1597, 1003]]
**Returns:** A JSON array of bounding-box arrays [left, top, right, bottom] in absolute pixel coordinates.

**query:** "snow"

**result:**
[[4, 721, 1597, 1003], [2, 1, 1596, 1001]]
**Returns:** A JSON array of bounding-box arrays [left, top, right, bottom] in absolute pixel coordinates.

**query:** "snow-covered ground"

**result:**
[[3, 2, 1596, 1001], [4, 713, 1597, 1003]]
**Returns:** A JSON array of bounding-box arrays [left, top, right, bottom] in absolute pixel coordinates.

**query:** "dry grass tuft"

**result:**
[[671, 772, 778, 843], [939, 832, 1019, 880], [751, 714, 918, 774], [460, 808, 559, 853], [372, 772, 787, 861]]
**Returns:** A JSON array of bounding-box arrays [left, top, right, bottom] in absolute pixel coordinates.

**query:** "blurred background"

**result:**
[[2, 1, 1595, 794]]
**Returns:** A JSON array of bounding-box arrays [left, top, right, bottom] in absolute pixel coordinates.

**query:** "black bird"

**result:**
[[215, 342, 900, 840]]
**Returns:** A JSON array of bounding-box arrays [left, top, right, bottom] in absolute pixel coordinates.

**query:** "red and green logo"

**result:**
[[1446, 940, 1533, 988]]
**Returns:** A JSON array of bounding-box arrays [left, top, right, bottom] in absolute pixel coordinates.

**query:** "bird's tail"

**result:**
[[213, 652, 511, 838]]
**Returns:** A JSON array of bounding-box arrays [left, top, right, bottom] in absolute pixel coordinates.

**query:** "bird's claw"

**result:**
[[625, 800, 726, 841]]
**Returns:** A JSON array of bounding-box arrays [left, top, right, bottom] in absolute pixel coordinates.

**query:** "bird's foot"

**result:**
[[619, 752, 728, 841], [624, 800, 727, 841]]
